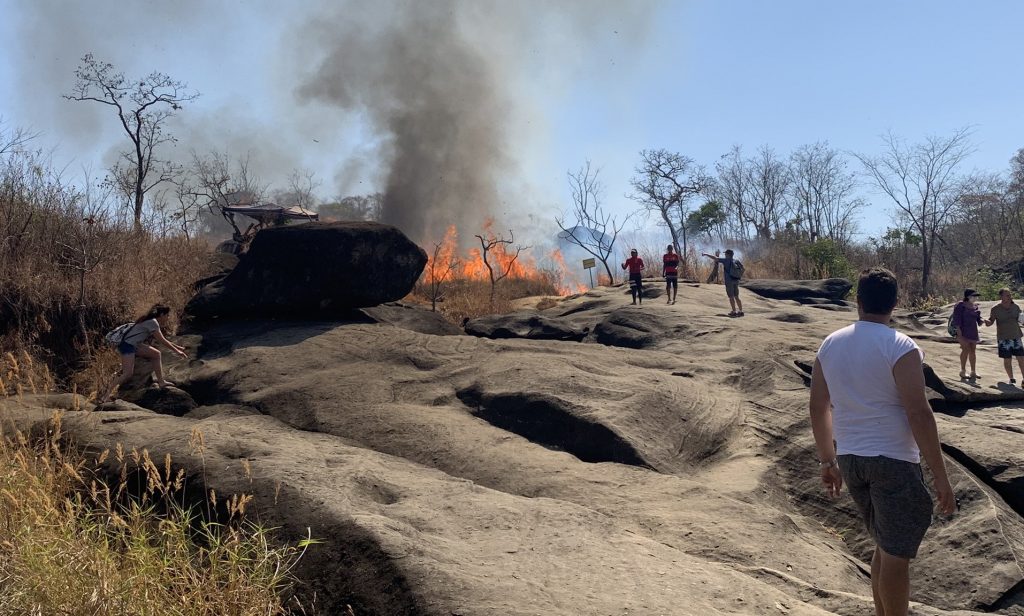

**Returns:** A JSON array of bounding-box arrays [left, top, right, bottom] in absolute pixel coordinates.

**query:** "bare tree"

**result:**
[[855, 129, 974, 294], [0, 118, 37, 157], [788, 142, 862, 246], [272, 168, 321, 210], [475, 229, 524, 307], [319, 193, 383, 221], [712, 145, 753, 240], [426, 236, 460, 312], [745, 145, 792, 240], [630, 149, 709, 276], [556, 161, 630, 285], [65, 54, 199, 230], [183, 151, 267, 241]]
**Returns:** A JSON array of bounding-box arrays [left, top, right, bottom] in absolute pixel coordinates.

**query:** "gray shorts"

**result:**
[[838, 454, 933, 559], [724, 279, 739, 298]]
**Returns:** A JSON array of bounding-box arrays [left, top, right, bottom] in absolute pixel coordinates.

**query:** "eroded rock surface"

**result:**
[[4, 280, 1023, 615]]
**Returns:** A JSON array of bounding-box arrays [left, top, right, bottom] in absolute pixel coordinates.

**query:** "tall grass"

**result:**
[[0, 366, 315, 615], [412, 273, 562, 323]]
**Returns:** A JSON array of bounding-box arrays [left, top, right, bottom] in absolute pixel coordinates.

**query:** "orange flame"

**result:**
[[422, 220, 588, 296]]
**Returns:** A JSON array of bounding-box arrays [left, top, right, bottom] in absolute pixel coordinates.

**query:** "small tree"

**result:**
[[685, 199, 727, 243], [555, 161, 630, 285], [426, 235, 460, 312], [630, 149, 708, 276], [475, 229, 524, 307], [65, 54, 199, 230]]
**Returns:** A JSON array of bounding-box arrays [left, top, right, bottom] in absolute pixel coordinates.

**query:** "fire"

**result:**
[[422, 221, 588, 296]]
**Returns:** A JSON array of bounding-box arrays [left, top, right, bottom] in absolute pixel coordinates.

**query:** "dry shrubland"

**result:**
[[0, 134, 207, 382], [0, 369, 313, 616]]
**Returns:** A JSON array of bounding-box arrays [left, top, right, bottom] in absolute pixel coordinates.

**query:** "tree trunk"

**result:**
[[601, 260, 614, 286], [921, 240, 931, 296], [134, 187, 145, 230], [679, 225, 688, 278]]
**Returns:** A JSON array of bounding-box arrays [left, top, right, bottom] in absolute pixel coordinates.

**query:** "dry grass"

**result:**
[[0, 371, 314, 615], [1, 141, 208, 382], [0, 350, 55, 397], [412, 273, 562, 324]]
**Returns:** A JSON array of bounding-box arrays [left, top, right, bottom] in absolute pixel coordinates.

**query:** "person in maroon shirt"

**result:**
[[662, 244, 680, 305], [621, 248, 645, 305], [951, 288, 983, 380]]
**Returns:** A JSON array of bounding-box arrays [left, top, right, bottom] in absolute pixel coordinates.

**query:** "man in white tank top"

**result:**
[[810, 267, 955, 616]]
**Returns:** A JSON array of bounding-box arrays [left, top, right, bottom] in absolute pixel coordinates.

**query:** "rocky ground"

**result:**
[[4, 275, 1023, 615]]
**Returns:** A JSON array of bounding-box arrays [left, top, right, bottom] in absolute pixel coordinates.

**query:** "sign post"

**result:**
[[582, 258, 596, 288]]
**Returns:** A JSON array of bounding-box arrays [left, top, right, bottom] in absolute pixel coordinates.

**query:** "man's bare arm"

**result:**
[[892, 350, 956, 514], [809, 359, 836, 462], [809, 359, 842, 497]]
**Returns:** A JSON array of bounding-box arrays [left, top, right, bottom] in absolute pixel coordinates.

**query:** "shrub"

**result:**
[[0, 420, 312, 615]]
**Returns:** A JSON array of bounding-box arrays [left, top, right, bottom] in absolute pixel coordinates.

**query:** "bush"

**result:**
[[0, 418, 312, 615], [1, 134, 207, 382], [0, 365, 313, 614], [973, 267, 1019, 301]]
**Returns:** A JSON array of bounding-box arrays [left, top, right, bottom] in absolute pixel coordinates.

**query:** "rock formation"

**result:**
[[741, 278, 853, 303], [186, 221, 427, 319], [4, 280, 1024, 615]]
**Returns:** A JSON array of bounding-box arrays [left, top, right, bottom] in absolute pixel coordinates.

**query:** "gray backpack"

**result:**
[[104, 322, 134, 347]]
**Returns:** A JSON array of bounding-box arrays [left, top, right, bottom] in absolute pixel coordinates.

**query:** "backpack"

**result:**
[[730, 259, 745, 280], [104, 322, 134, 347], [946, 313, 957, 338]]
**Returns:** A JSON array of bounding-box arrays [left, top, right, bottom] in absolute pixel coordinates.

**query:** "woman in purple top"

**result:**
[[952, 288, 983, 380]]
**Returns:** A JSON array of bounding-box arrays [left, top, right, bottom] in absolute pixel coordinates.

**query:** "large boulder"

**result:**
[[186, 222, 427, 319], [741, 278, 852, 302]]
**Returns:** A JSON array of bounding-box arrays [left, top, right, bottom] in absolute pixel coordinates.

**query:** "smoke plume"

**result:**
[[5, 1, 654, 246]]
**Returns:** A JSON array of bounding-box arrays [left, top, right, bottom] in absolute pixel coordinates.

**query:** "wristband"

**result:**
[[818, 459, 838, 470]]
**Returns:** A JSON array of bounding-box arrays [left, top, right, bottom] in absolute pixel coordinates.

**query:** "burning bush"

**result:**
[[413, 223, 586, 323]]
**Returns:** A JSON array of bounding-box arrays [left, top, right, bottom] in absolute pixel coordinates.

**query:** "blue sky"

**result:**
[[2, 0, 1022, 242]]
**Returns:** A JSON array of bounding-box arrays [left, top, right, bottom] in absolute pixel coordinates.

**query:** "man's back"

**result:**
[[816, 321, 921, 463]]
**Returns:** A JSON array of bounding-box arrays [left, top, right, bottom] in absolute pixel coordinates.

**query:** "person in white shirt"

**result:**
[[810, 267, 955, 616]]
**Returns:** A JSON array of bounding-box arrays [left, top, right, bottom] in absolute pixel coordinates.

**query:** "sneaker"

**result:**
[[728, 311, 738, 317], [737, 311, 745, 317], [1011, 378, 1017, 384]]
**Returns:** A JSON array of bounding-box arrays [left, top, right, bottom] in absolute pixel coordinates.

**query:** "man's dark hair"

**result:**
[[857, 268, 898, 314], [724, 249, 734, 257]]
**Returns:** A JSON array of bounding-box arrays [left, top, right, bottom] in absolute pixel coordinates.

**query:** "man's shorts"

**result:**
[[998, 338, 1024, 358], [838, 454, 933, 559], [664, 274, 677, 286], [724, 278, 739, 298], [629, 273, 643, 289]]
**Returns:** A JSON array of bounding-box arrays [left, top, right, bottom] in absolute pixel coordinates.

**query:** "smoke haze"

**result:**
[[4, 0, 655, 245]]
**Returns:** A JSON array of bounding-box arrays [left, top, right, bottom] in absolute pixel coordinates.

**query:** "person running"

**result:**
[[951, 289, 983, 380], [701, 249, 743, 316], [810, 267, 955, 616], [102, 304, 189, 402], [662, 244, 680, 304], [984, 287, 1024, 384], [621, 249, 645, 305]]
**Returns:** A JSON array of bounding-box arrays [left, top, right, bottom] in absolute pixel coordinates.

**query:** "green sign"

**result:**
[[582, 258, 596, 269]]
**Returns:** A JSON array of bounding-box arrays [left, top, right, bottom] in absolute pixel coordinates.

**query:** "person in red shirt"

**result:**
[[662, 244, 680, 305], [621, 248, 645, 305]]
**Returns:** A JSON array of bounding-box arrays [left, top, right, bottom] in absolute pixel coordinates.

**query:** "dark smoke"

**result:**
[[297, 1, 511, 244], [6, 1, 655, 247]]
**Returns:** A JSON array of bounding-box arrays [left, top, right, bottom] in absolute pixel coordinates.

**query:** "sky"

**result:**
[[2, 0, 1022, 245]]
